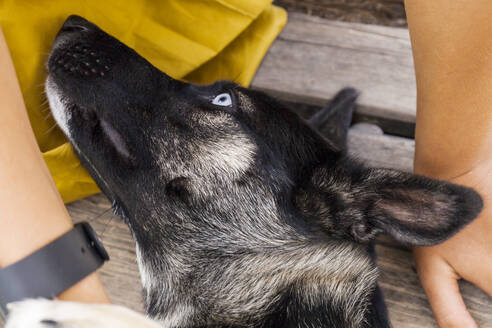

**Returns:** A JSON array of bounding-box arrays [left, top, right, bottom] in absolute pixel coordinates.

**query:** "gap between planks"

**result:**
[[251, 12, 417, 137]]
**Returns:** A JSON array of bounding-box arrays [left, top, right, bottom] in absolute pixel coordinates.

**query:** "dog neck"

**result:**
[[133, 215, 379, 328]]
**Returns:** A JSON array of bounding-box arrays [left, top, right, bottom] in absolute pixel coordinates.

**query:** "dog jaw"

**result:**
[[45, 75, 72, 139]]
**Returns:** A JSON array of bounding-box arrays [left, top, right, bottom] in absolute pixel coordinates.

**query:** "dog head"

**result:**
[[46, 15, 482, 325]]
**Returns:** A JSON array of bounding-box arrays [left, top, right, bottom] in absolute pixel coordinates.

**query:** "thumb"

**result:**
[[414, 248, 477, 328]]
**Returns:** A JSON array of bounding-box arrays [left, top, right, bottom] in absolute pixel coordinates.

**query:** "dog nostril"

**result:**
[[61, 24, 88, 34]]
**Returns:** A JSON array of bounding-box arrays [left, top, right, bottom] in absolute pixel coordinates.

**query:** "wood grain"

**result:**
[[348, 128, 414, 172], [274, 0, 407, 27], [251, 13, 417, 135]]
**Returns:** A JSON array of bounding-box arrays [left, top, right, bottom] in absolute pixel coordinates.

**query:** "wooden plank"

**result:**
[[251, 12, 417, 128], [54, 129, 491, 328], [273, 0, 407, 27], [376, 242, 492, 328], [348, 126, 414, 172]]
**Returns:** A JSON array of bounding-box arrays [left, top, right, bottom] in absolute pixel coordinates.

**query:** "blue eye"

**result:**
[[212, 93, 232, 107]]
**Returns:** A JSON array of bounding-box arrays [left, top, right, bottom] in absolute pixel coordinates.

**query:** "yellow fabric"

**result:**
[[0, 0, 287, 203]]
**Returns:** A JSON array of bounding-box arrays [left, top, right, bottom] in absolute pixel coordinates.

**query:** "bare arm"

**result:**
[[407, 0, 492, 179], [405, 0, 492, 327], [0, 27, 110, 303]]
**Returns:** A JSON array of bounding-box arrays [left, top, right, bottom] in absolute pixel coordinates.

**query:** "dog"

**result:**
[[6, 15, 483, 328]]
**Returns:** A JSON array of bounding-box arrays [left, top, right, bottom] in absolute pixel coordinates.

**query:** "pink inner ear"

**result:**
[[100, 119, 131, 158], [376, 189, 453, 228]]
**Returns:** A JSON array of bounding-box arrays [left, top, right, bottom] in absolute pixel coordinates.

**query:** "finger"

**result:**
[[415, 249, 478, 328]]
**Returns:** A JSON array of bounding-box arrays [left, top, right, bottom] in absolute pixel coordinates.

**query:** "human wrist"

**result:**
[[0, 223, 111, 305], [414, 153, 490, 182], [0, 217, 72, 268], [58, 272, 110, 304], [416, 159, 490, 231]]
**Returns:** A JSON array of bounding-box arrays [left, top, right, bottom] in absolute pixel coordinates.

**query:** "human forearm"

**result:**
[[405, 0, 492, 179], [406, 1, 492, 326], [0, 28, 109, 303]]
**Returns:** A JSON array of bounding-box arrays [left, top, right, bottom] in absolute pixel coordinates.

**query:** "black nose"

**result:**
[[59, 15, 93, 34]]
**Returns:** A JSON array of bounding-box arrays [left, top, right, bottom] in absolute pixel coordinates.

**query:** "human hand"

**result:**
[[414, 160, 492, 328]]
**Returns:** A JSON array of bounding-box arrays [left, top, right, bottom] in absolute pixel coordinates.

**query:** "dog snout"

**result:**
[[58, 15, 92, 35], [48, 15, 112, 77], [48, 44, 111, 77]]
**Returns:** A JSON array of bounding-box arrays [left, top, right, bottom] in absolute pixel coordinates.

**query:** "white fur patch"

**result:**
[[153, 130, 257, 185], [200, 136, 257, 178], [5, 299, 162, 328], [158, 304, 194, 328], [45, 76, 72, 139], [135, 244, 154, 295]]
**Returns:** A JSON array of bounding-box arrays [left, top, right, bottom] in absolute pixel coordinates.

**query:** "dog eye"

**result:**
[[211, 93, 232, 107]]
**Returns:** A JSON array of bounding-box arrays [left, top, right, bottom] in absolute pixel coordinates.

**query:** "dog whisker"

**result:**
[[43, 113, 53, 121], [41, 101, 50, 109], [44, 122, 59, 135], [99, 215, 114, 243], [84, 207, 114, 244], [88, 207, 112, 223]]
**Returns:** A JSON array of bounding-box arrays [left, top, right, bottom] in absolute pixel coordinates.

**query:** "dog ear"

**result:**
[[308, 88, 358, 151], [295, 166, 483, 246], [359, 168, 483, 245], [100, 119, 136, 165]]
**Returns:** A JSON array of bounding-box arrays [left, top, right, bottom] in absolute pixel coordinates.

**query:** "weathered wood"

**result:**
[[348, 127, 414, 172], [57, 129, 492, 328], [351, 122, 384, 135], [376, 241, 492, 328], [251, 13, 417, 136], [284, 99, 415, 138], [274, 0, 407, 27]]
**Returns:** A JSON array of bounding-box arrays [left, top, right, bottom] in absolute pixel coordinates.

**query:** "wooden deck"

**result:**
[[274, 0, 407, 27], [6, 11, 490, 328], [252, 13, 417, 137]]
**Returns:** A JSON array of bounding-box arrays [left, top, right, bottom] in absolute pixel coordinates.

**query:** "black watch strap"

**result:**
[[0, 222, 109, 317]]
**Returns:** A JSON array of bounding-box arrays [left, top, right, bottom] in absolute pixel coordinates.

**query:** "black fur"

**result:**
[[44, 15, 483, 327], [308, 87, 358, 151]]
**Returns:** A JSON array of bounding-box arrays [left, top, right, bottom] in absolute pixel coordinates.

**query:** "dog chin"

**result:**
[[45, 75, 72, 139]]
